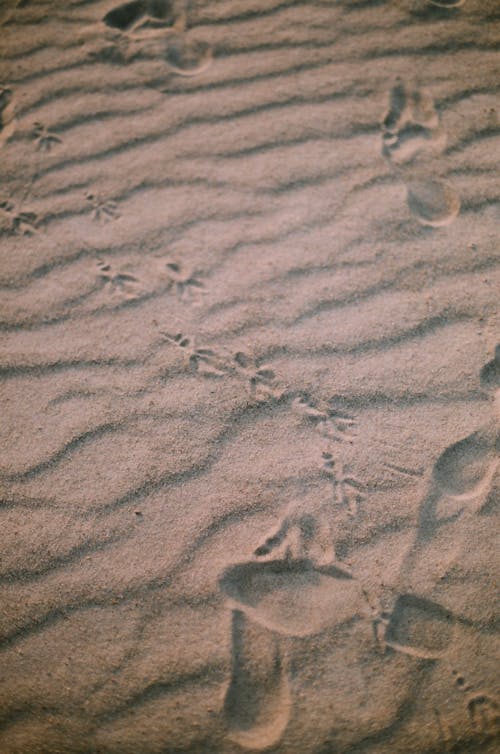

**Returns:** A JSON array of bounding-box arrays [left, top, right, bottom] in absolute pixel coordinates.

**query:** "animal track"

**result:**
[[161, 332, 230, 377], [163, 261, 207, 305], [0, 199, 38, 236], [97, 259, 141, 299], [381, 79, 460, 226], [233, 352, 283, 402], [322, 452, 365, 516], [86, 192, 120, 223], [292, 396, 356, 442], [161, 330, 282, 400], [0, 87, 15, 146], [33, 122, 62, 152]]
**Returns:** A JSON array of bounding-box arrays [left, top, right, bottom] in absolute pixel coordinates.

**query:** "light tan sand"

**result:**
[[0, 1, 499, 752]]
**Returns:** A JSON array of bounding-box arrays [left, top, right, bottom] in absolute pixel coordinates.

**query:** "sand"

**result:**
[[0, 1, 499, 752]]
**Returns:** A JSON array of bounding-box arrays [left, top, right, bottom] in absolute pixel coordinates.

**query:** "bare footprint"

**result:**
[[381, 80, 460, 226], [103, 0, 181, 32], [223, 609, 291, 751], [0, 87, 15, 147], [164, 34, 213, 76], [432, 432, 499, 503], [383, 594, 456, 659], [405, 179, 461, 227], [219, 560, 369, 638], [382, 80, 444, 166]]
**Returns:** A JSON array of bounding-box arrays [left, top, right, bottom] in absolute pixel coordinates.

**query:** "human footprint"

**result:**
[[405, 178, 461, 227], [381, 347, 499, 658], [103, 0, 184, 35], [381, 79, 460, 226], [222, 609, 292, 751], [219, 496, 372, 749]]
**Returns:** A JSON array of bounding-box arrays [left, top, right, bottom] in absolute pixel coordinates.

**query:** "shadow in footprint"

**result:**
[[104, 0, 148, 31], [223, 609, 291, 751], [384, 594, 456, 659], [103, 0, 178, 32], [432, 432, 498, 502]]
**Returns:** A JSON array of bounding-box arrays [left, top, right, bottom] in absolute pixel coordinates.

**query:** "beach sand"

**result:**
[[0, 1, 499, 752]]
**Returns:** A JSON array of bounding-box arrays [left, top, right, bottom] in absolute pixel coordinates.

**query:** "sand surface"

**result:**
[[0, 1, 499, 752]]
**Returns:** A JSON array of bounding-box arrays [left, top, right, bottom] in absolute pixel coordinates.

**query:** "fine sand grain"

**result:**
[[0, 1, 499, 752]]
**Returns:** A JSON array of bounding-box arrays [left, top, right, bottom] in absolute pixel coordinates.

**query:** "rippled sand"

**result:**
[[0, 1, 499, 752]]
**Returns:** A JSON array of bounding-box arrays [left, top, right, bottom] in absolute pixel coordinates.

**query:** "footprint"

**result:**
[[161, 331, 230, 377], [254, 509, 336, 565], [383, 594, 456, 659], [322, 453, 365, 516], [0, 199, 38, 235], [86, 192, 120, 223], [219, 559, 369, 638], [292, 395, 356, 442], [405, 179, 461, 228], [381, 80, 460, 226], [33, 122, 62, 152], [433, 708, 456, 753], [97, 259, 141, 299], [223, 609, 291, 751], [103, 0, 176, 31], [432, 432, 499, 504], [163, 260, 207, 305], [451, 671, 500, 740], [164, 34, 213, 76], [233, 352, 282, 402], [467, 693, 500, 739], [382, 80, 444, 166], [0, 87, 15, 147]]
